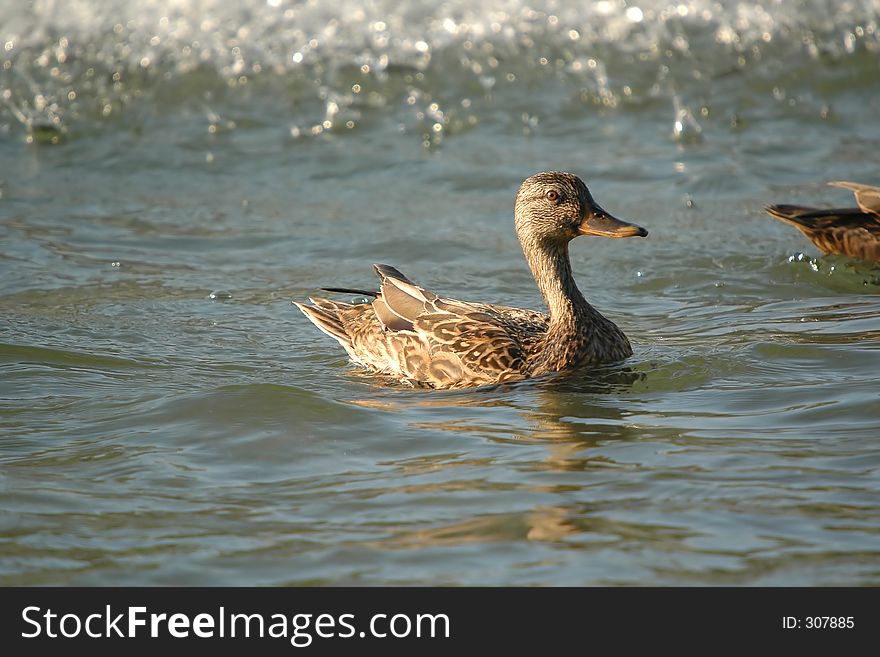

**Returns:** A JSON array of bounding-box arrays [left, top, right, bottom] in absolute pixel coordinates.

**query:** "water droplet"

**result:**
[[672, 96, 702, 141], [626, 7, 644, 22]]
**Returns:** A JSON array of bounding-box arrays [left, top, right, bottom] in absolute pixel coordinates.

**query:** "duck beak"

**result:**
[[577, 205, 648, 238]]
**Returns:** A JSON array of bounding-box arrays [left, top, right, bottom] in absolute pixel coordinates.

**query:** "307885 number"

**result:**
[[805, 617, 854, 629]]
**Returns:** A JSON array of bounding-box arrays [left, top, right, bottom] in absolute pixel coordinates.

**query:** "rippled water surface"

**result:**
[[2, 0, 880, 585]]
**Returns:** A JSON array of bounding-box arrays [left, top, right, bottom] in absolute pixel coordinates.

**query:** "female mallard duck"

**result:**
[[766, 181, 880, 262], [295, 171, 648, 389]]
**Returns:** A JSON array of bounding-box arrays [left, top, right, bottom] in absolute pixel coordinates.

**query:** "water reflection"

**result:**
[[381, 501, 699, 551], [350, 363, 650, 470], [384, 505, 586, 546]]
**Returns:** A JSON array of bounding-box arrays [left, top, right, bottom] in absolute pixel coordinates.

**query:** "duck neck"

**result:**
[[520, 234, 631, 373], [521, 236, 592, 333]]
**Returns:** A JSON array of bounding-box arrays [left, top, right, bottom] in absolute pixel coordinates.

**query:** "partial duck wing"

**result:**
[[765, 204, 880, 261], [828, 181, 880, 216], [367, 264, 531, 386]]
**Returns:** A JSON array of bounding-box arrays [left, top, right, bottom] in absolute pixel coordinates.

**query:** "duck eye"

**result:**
[[545, 189, 559, 202]]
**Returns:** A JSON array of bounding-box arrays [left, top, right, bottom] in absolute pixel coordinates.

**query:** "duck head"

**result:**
[[514, 171, 648, 244]]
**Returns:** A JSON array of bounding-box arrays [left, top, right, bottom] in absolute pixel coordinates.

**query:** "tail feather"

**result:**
[[294, 301, 351, 346], [766, 204, 870, 230], [310, 296, 354, 312], [765, 204, 819, 227], [320, 287, 378, 298]]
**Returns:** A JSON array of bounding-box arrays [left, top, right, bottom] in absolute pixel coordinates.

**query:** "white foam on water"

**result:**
[[1, 0, 877, 138]]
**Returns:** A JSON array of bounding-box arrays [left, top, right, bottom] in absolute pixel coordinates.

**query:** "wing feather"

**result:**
[[828, 181, 880, 215], [370, 262, 440, 332], [381, 280, 431, 322], [372, 296, 414, 332]]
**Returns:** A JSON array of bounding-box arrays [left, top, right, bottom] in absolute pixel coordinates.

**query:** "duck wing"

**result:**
[[298, 264, 540, 387], [370, 264, 428, 332], [828, 181, 880, 216], [366, 264, 532, 386]]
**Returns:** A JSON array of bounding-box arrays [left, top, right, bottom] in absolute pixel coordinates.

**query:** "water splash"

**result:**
[[672, 94, 703, 142], [1, 0, 878, 142]]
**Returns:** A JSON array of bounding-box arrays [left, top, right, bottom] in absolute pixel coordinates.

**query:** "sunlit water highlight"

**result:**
[[1, 0, 879, 585]]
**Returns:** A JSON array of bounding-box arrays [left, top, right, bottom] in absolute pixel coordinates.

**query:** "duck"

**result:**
[[295, 171, 648, 389], [765, 181, 880, 262]]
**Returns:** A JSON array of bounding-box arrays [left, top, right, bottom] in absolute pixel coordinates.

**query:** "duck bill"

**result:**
[[577, 206, 648, 238]]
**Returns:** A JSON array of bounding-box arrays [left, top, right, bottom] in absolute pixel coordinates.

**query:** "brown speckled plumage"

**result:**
[[766, 181, 880, 262], [295, 171, 648, 389]]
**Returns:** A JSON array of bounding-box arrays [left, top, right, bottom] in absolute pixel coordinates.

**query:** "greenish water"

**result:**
[[1, 0, 880, 585]]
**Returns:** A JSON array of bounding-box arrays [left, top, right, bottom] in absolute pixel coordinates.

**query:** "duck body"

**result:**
[[766, 181, 880, 262], [296, 172, 647, 389]]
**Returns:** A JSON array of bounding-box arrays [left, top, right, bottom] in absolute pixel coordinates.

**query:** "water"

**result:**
[[2, 0, 880, 585]]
